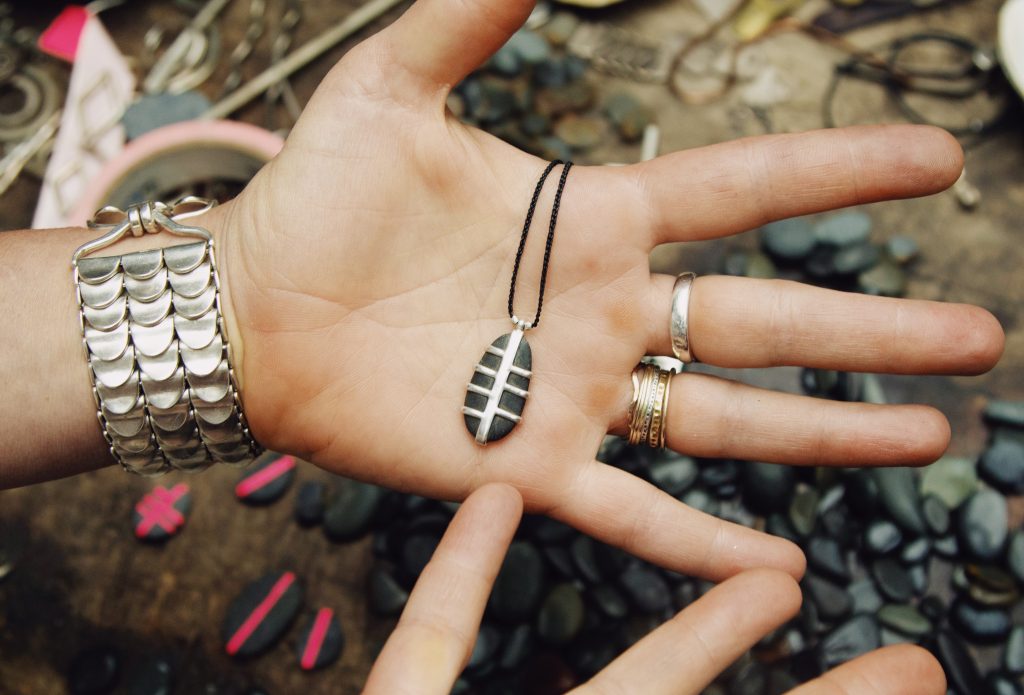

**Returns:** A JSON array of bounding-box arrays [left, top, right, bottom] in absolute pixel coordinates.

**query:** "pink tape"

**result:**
[[39, 6, 91, 62]]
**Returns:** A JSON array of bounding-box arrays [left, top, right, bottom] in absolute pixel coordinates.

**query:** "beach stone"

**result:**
[[808, 536, 850, 584], [858, 261, 906, 297], [833, 242, 881, 275], [723, 251, 748, 276], [543, 545, 575, 579], [400, 533, 441, 580], [871, 558, 914, 603], [489, 541, 545, 622], [619, 563, 671, 614], [951, 597, 1011, 644], [744, 252, 777, 279], [590, 583, 629, 620], [541, 12, 580, 46], [235, 453, 296, 505], [132, 483, 192, 542], [554, 114, 606, 150], [878, 604, 930, 638], [766, 513, 801, 544], [958, 489, 1008, 561], [922, 494, 951, 535], [682, 488, 719, 516], [1005, 626, 1024, 674], [872, 467, 926, 535], [804, 574, 852, 622], [323, 480, 385, 543], [985, 401, 1024, 429], [467, 624, 502, 674], [818, 615, 880, 669], [741, 462, 796, 515], [815, 211, 872, 247], [979, 439, 1024, 494], [760, 218, 816, 261], [537, 583, 585, 645], [886, 235, 920, 264], [570, 535, 602, 584], [68, 646, 120, 695], [804, 246, 836, 278], [489, 45, 523, 77], [126, 656, 173, 695], [900, 536, 931, 564], [499, 624, 534, 670], [849, 578, 884, 614], [535, 82, 595, 116], [987, 673, 1023, 695], [506, 30, 550, 65], [789, 487, 820, 537], [934, 629, 985, 695], [865, 520, 902, 555], [1007, 531, 1024, 584], [367, 564, 408, 617], [908, 564, 928, 595], [295, 608, 344, 671], [933, 534, 960, 558], [965, 564, 1018, 607], [294, 481, 326, 527], [648, 455, 698, 496], [222, 571, 303, 658]]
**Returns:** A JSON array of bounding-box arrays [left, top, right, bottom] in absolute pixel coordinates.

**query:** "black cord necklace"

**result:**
[[463, 160, 574, 445]]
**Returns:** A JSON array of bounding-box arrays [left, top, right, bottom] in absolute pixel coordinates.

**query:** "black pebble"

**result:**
[[222, 571, 303, 658], [235, 453, 297, 505], [489, 541, 545, 622], [740, 462, 796, 515], [818, 615, 880, 669], [648, 455, 699, 496], [950, 597, 1011, 644], [68, 645, 120, 695], [367, 564, 409, 617], [294, 481, 326, 526], [864, 520, 902, 555], [871, 558, 914, 603], [323, 480, 385, 543], [922, 494, 951, 536], [132, 483, 192, 542], [126, 656, 174, 695], [958, 489, 1009, 561], [933, 629, 985, 695], [804, 574, 852, 623], [295, 607, 344, 671], [808, 537, 851, 584], [618, 563, 671, 614], [979, 439, 1024, 494], [1006, 626, 1024, 674], [987, 673, 1023, 695]]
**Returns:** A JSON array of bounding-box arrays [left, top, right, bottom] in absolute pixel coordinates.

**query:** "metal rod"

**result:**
[[203, 0, 406, 120]]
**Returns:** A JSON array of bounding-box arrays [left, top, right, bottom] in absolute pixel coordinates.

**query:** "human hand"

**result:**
[[202, 0, 1004, 582], [363, 484, 947, 695]]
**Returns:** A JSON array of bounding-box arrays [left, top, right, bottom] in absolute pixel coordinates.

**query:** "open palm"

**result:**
[[206, 0, 1003, 582]]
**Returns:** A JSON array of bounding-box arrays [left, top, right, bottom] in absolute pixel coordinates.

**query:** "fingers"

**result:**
[[572, 569, 801, 695], [647, 275, 1004, 375], [628, 125, 963, 245], [640, 372, 951, 467], [787, 644, 946, 695], [551, 461, 806, 582], [363, 483, 523, 695], [363, 0, 535, 100]]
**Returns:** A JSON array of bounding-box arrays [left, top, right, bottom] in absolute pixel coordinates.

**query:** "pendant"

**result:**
[[463, 328, 532, 445]]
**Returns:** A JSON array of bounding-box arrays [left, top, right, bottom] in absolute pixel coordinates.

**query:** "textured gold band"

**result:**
[[627, 362, 674, 448], [74, 198, 261, 475]]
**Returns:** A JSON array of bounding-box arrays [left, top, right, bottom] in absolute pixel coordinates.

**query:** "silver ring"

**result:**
[[670, 272, 697, 363]]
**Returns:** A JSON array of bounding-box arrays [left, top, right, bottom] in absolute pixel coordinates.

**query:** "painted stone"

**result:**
[[295, 607, 344, 671], [132, 484, 192, 542], [235, 453, 296, 505], [464, 331, 532, 445], [222, 571, 303, 658]]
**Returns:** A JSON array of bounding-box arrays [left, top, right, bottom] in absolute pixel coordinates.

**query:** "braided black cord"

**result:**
[[507, 160, 574, 328]]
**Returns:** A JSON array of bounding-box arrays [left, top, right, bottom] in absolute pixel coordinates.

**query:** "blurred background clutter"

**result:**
[[1, 0, 1023, 693]]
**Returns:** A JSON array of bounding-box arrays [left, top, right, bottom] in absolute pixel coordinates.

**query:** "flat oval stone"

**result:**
[[760, 218, 816, 261], [808, 536, 850, 584], [804, 574, 852, 623], [958, 489, 1008, 561], [833, 242, 881, 275], [979, 439, 1024, 494], [132, 483, 192, 542], [849, 579, 884, 614], [648, 454, 698, 496], [68, 645, 120, 695], [323, 480, 385, 543], [536, 583, 585, 645], [886, 235, 920, 264], [222, 571, 303, 658], [367, 563, 408, 616], [818, 615, 880, 669], [871, 558, 914, 603], [815, 211, 872, 247], [499, 624, 534, 670], [590, 583, 629, 620], [878, 604, 930, 638], [922, 494, 951, 535], [920, 456, 978, 509], [788, 487, 820, 537], [872, 468, 926, 535], [464, 332, 531, 445], [985, 401, 1024, 429], [864, 520, 902, 555], [295, 607, 344, 671], [618, 563, 671, 614], [489, 541, 545, 622], [740, 462, 796, 515], [900, 537, 931, 564], [1005, 626, 1024, 674], [126, 656, 174, 695], [235, 453, 296, 505], [987, 673, 1023, 695], [951, 597, 1011, 644], [294, 481, 326, 527], [935, 629, 985, 695], [1007, 531, 1024, 584]]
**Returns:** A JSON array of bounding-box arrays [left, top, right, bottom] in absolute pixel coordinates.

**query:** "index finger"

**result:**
[[364, 483, 523, 695]]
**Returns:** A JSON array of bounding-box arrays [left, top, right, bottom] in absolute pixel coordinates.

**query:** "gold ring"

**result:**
[[628, 363, 674, 448]]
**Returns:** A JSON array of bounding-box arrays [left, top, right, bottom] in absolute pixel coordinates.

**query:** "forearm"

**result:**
[[0, 226, 113, 487]]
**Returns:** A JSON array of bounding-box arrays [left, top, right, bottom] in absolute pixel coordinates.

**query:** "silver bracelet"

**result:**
[[73, 197, 261, 476]]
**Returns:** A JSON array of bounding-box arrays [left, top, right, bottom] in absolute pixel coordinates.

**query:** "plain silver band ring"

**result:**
[[670, 272, 697, 363]]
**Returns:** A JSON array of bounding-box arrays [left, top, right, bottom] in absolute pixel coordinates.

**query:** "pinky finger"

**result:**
[[787, 644, 946, 695], [363, 484, 523, 695]]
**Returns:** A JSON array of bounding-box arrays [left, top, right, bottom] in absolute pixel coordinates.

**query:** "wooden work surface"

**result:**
[[2, 0, 1023, 693]]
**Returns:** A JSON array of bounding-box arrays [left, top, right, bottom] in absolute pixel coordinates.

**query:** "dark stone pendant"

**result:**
[[463, 329, 532, 445]]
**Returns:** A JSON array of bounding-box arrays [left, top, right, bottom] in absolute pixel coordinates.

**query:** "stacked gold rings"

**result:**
[[628, 363, 674, 448]]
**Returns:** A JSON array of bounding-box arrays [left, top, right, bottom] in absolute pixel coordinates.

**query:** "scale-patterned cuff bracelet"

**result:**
[[73, 198, 261, 476]]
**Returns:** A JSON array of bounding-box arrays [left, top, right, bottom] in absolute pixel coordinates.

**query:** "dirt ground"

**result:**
[[1, 0, 1022, 693]]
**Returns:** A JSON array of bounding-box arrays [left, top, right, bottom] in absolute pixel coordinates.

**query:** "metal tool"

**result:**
[[0, 109, 60, 195], [204, 0, 405, 120], [220, 0, 266, 97], [264, 0, 303, 130], [144, 0, 231, 95]]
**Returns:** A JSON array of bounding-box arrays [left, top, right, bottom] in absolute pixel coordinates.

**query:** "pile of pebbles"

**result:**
[[449, 17, 653, 162]]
